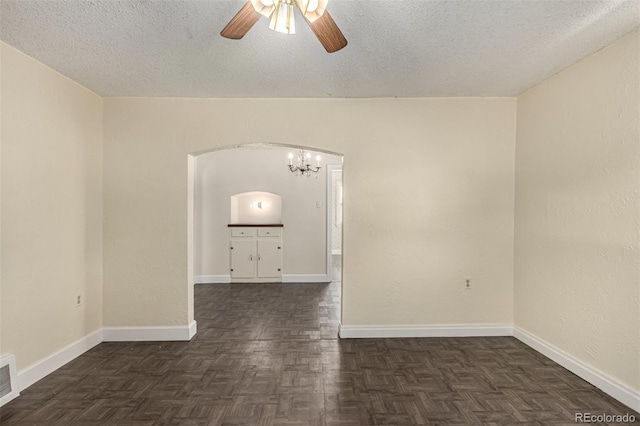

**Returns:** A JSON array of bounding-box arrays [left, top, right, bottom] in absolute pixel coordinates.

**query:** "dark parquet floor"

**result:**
[[1, 282, 637, 425]]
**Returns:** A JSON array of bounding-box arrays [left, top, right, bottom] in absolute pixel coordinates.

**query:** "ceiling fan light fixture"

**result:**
[[308, 0, 319, 12], [250, 0, 275, 17], [269, 0, 296, 34], [294, 0, 327, 22], [222, 0, 346, 52]]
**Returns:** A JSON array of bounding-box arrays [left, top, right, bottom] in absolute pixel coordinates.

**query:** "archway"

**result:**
[[187, 143, 344, 336]]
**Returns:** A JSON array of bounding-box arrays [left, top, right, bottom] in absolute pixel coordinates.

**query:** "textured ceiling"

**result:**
[[1, 0, 639, 98]]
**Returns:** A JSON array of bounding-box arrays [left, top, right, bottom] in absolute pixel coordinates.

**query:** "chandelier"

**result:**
[[287, 150, 321, 177]]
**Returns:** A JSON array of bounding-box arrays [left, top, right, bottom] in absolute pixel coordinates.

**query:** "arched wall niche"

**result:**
[[230, 191, 282, 224]]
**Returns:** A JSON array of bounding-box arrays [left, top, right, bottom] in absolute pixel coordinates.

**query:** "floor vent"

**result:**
[[0, 354, 19, 406]]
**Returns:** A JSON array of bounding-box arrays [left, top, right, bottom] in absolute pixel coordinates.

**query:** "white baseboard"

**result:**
[[282, 274, 330, 283], [339, 323, 512, 338], [14, 322, 197, 394], [17, 329, 103, 391], [103, 321, 198, 342], [339, 323, 640, 411], [198, 274, 331, 284], [513, 326, 640, 413], [195, 275, 230, 284], [8, 321, 638, 414], [188, 320, 197, 339]]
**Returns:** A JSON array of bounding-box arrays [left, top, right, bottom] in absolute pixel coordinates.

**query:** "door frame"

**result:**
[[326, 164, 343, 282]]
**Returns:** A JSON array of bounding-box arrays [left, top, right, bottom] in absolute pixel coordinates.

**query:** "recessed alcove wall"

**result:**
[[230, 191, 282, 224]]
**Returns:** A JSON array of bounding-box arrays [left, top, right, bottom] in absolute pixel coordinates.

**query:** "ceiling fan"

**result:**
[[220, 0, 347, 53]]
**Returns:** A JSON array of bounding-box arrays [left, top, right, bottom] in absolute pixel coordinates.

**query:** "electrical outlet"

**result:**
[[76, 294, 82, 307], [465, 278, 472, 290]]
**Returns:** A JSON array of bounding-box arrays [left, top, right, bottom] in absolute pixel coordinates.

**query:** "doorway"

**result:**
[[188, 143, 344, 335], [327, 165, 343, 283], [192, 144, 342, 284]]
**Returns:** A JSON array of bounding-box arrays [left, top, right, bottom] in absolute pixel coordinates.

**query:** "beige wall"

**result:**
[[103, 97, 516, 327], [196, 147, 342, 277], [0, 43, 103, 370], [515, 30, 640, 392]]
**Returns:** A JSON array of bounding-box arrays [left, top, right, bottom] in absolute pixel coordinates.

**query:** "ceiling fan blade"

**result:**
[[307, 11, 347, 53], [221, 1, 261, 40]]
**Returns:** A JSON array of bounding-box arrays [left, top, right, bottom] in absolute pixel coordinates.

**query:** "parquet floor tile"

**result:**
[[1, 282, 637, 425]]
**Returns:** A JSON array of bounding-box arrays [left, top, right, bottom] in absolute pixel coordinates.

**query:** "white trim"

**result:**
[[513, 326, 640, 413], [13, 322, 198, 394], [0, 354, 20, 406], [195, 275, 231, 284], [17, 329, 103, 391], [326, 164, 342, 285], [339, 324, 640, 411], [5, 322, 638, 413], [326, 164, 334, 281], [281, 274, 331, 283], [103, 321, 198, 342], [339, 324, 512, 339], [187, 320, 197, 339], [332, 249, 342, 256]]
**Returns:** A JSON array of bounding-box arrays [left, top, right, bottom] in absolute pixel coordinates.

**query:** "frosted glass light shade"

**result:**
[[250, 0, 275, 17], [269, 0, 295, 34], [293, 0, 327, 22]]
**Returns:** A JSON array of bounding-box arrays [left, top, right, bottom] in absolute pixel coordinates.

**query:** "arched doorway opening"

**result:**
[[187, 143, 344, 337]]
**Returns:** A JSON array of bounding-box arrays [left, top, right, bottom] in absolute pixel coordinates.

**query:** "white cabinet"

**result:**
[[229, 226, 282, 283]]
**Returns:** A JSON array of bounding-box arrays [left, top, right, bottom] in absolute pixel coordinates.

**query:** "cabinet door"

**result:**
[[257, 240, 282, 278], [230, 240, 256, 279]]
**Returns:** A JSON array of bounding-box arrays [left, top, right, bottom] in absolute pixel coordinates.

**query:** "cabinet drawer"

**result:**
[[231, 228, 255, 237], [258, 228, 281, 237]]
